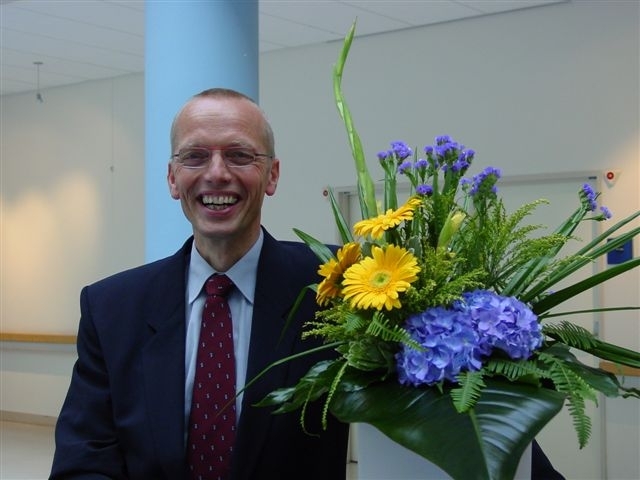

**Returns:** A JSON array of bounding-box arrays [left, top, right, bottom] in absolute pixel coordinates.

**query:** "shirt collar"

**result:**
[[187, 231, 263, 305]]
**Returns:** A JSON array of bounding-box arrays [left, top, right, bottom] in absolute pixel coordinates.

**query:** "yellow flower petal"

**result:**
[[316, 242, 361, 305], [353, 197, 422, 240], [342, 244, 420, 311]]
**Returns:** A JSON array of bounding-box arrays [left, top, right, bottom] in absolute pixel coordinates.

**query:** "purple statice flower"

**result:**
[[396, 289, 543, 386], [415, 158, 429, 170], [434, 143, 456, 158], [454, 290, 542, 360], [435, 135, 453, 145], [469, 167, 501, 196], [377, 150, 390, 162], [397, 307, 485, 386], [397, 160, 413, 174], [599, 206, 612, 219], [451, 156, 470, 173], [424, 145, 434, 156], [391, 141, 413, 160], [580, 183, 598, 211], [461, 149, 475, 162], [416, 184, 433, 196]]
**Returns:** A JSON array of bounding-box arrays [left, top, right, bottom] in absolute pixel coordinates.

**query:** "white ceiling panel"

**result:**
[[342, 1, 481, 26], [0, 0, 565, 97], [5, 0, 144, 33]]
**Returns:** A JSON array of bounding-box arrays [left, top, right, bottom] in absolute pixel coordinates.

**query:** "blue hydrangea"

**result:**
[[396, 307, 485, 386], [454, 290, 542, 360], [396, 290, 542, 386]]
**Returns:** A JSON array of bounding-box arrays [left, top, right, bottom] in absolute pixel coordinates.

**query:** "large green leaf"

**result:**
[[330, 379, 565, 480]]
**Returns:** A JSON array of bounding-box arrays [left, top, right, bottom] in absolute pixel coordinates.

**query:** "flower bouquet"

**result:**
[[256, 23, 640, 480]]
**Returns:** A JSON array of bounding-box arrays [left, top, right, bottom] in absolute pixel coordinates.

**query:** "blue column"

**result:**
[[144, 0, 259, 262]]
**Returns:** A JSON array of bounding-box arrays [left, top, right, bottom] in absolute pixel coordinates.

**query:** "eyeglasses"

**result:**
[[171, 146, 273, 169]]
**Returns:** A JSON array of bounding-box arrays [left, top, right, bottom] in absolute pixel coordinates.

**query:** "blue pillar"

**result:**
[[144, 0, 259, 262]]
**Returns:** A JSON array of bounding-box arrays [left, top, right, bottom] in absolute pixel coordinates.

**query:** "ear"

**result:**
[[265, 158, 280, 197], [167, 162, 180, 199]]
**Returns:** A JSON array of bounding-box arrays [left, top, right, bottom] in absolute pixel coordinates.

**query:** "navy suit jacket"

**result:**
[[51, 231, 349, 479]]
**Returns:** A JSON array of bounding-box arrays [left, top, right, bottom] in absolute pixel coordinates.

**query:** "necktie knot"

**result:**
[[206, 274, 234, 297]]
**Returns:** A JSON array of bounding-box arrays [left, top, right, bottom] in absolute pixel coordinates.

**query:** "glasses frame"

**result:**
[[171, 145, 274, 169]]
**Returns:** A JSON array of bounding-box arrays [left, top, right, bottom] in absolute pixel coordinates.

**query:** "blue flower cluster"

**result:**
[[396, 290, 543, 386], [460, 166, 502, 197], [580, 183, 613, 219]]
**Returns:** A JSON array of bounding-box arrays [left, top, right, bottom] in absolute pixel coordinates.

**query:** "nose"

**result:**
[[203, 150, 232, 179]]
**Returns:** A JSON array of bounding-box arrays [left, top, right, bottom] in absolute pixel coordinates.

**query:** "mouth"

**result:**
[[201, 194, 239, 211]]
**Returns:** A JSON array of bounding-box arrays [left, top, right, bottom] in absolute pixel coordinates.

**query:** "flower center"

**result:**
[[370, 270, 391, 289]]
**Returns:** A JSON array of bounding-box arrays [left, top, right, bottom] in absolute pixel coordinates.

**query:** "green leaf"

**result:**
[[532, 256, 640, 314], [327, 187, 354, 244], [330, 378, 565, 480], [333, 20, 377, 220], [255, 359, 342, 413], [293, 228, 335, 264]]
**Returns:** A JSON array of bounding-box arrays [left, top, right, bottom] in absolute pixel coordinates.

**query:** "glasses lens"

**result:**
[[178, 148, 210, 168], [223, 147, 256, 167]]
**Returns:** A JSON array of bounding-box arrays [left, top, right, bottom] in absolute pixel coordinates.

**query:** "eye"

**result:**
[[179, 148, 209, 166], [224, 148, 255, 166]]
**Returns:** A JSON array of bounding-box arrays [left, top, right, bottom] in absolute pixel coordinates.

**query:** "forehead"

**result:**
[[173, 96, 264, 146]]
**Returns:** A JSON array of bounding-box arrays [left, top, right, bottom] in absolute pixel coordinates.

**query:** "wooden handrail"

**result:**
[[599, 361, 640, 378], [0, 334, 637, 376], [0, 332, 76, 344]]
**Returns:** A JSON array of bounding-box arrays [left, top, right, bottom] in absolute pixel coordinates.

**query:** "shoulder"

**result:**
[[85, 239, 191, 297]]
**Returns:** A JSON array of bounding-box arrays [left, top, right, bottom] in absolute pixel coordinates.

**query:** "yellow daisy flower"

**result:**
[[342, 244, 420, 311], [354, 197, 422, 240], [316, 242, 361, 305]]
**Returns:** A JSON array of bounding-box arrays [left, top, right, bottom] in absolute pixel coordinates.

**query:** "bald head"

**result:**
[[170, 88, 275, 156]]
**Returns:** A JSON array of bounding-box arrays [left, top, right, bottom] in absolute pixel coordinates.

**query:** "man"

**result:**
[[50, 88, 350, 479]]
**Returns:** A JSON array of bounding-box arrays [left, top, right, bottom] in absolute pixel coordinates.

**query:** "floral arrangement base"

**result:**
[[355, 423, 532, 480]]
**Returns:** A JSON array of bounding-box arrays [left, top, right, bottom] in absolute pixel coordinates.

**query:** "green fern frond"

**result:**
[[366, 312, 417, 346], [566, 393, 592, 448], [543, 321, 599, 350], [451, 370, 486, 413], [538, 352, 597, 447], [484, 358, 547, 382]]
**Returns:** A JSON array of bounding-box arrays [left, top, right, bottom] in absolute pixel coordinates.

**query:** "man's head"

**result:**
[[167, 88, 280, 267]]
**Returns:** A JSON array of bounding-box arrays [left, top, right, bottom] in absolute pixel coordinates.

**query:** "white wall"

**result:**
[[1, 1, 638, 477]]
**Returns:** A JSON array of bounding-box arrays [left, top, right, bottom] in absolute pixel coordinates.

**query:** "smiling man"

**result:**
[[50, 89, 349, 480]]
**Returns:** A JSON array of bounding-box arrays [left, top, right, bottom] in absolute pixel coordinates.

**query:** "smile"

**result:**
[[201, 194, 238, 210]]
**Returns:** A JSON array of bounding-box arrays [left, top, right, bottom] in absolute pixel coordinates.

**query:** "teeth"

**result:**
[[202, 195, 238, 206]]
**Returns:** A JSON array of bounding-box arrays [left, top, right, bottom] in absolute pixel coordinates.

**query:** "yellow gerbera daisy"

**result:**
[[354, 197, 422, 240], [316, 242, 361, 305], [341, 244, 420, 311]]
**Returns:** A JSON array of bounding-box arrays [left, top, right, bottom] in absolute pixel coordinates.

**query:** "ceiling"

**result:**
[[0, 0, 563, 97]]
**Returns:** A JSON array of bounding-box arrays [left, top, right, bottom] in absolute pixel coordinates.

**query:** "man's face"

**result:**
[[167, 96, 279, 250]]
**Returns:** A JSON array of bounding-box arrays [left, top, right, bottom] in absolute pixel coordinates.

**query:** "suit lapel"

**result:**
[[142, 240, 191, 478], [232, 231, 308, 478]]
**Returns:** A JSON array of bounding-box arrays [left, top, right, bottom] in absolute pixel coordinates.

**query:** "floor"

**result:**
[[0, 420, 358, 479], [1, 421, 56, 480]]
